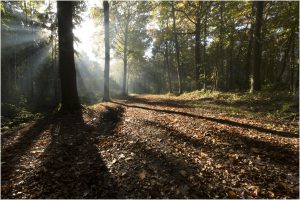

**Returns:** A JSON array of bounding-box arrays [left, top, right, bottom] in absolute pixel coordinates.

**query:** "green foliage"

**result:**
[[166, 89, 299, 120]]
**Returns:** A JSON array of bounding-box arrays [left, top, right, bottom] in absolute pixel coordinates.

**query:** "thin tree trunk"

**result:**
[[103, 1, 110, 101], [165, 40, 173, 93], [250, 1, 263, 93], [54, 37, 58, 102], [171, 1, 182, 94], [217, 1, 225, 90], [57, 1, 81, 111], [290, 37, 295, 92], [228, 26, 234, 90], [30, 2, 34, 100], [122, 22, 129, 96], [195, 16, 201, 90], [203, 4, 208, 91], [14, 28, 17, 91], [244, 3, 255, 89]]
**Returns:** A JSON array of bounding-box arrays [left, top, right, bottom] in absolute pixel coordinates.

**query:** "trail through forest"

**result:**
[[1, 95, 299, 198]]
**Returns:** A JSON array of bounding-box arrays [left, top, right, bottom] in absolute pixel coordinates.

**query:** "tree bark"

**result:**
[[29, 1, 34, 100], [171, 1, 182, 94], [290, 37, 295, 92], [103, 1, 110, 101], [217, 1, 225, 90], [244, 4, 255, 89], [250, 1, 263, 93], [228, 27, 234, 90], [57, 1, 81, 111], [203, 4, 208, 91], [165, 40, 173, 93], [122, 21, 129, 96], [195, 15, 201, 89]]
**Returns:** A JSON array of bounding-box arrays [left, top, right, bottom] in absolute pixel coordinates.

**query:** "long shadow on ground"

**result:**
[[143, 119, 298, 168], [127, 141, 211, 198], [125, 96, 193, 108], [1, 106, 125, 199], [139, 119, 298, 198], [1, 115, 53, 195], [113, 101, 298, 138]]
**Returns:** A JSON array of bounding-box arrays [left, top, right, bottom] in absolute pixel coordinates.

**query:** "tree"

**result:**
[[217, 1, 225, 90], [202, 2, 211, 91], [171, 1, 183, 94], [57, 1, 81, 111], [110, 1, 150, 96], [103, 1, 110, 101], [250, 1, 264, 93], [244, 3, 255, 89]]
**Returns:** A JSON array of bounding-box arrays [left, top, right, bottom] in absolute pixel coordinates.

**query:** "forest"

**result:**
[[1, 0, 299, 199]]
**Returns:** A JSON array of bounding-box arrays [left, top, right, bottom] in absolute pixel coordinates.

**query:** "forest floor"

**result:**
[[1, 93, 299, 198]]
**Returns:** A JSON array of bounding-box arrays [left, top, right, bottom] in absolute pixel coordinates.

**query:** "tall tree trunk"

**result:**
[[103, 1, 110, 101], [54, 37, 59, 103], [217, 2, 225, 90], [244, 3, 255, 89], [195, 15, 201, 90], [228, 25, 234, 90], [122, 22, 129, 96], [250, 1, 263, 93], [203, 4, 208, 91], [165, 18, 173, 93], [290, 37, 295, 92], [57, 1, 80, 111], [29, 2, 34, 100], [165, 40, 173, 93], [171, 1, 182, 94], [14, 27, 17, 92]]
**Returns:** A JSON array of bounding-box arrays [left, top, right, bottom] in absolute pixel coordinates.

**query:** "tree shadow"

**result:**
[[30, 108, 124, 198], [2, 106, 125, 198], [124, 96, 193, 108], [1, 115, 53, 191], [125, 141, 211, 198], [113, 101, 298, 138], [136, 119, 298, 198], [141, 119, 298, 168]]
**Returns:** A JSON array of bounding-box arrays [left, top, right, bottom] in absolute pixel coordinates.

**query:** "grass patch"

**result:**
[[156, 90, 299, 121], [1, 103, 42, 129]]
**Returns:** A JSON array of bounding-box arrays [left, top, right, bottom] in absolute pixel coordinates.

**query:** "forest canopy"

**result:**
[[1, 0, 299, 110]]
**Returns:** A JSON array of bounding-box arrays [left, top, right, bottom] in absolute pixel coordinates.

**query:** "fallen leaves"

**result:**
[[228, 190, 237, 198], [179, 170, 187, 177], [1, 96, 299, 199], [138, 169, 146, 180]]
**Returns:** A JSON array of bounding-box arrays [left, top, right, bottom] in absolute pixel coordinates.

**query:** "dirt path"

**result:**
[[1, 96, 299, 198]]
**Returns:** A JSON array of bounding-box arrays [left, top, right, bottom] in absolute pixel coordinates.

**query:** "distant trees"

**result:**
[[141, 1, 298, 94], [1, 1, 298, 108], [57, 1, 80, 111], [103, 1, 110, 101], [110, 1, 151, 96]]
